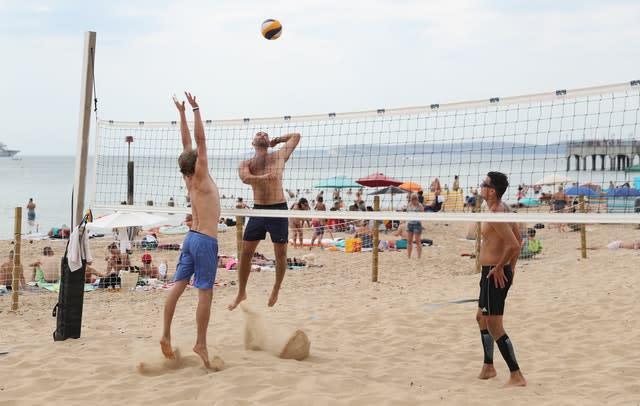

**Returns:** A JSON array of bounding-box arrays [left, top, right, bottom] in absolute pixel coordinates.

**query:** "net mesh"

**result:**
[[92, 81, 640, 222]]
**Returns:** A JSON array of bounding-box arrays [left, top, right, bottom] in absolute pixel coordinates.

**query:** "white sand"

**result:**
[[1, 222, 639, 404]]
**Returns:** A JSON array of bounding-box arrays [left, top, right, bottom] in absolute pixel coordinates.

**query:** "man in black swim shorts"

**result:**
[[228, 130, 301, 310], [476, 171, 527, 387]]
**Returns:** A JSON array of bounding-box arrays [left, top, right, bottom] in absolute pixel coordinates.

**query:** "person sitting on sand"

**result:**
[[105, 242, 130, 276], [519, 228, 542, 259], [29, 246, 59, 283], [85, 261, 98, 284], [394, 221, 408, 240], [139, 253, 159, 278], [0, 250, 26, 290]]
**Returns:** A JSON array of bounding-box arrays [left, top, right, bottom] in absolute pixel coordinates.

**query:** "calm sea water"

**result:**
[[1, 154, 636, 240]]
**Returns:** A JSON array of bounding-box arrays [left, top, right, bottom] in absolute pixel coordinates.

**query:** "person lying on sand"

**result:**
[[584, 240, 640, 250]]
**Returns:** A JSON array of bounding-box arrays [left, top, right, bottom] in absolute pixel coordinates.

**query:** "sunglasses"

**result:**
[[480, 181, 495, 189]]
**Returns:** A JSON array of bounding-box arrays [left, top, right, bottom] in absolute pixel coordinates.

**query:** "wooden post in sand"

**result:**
[[372, 196, 380, 282], [236, 216, 244, 257], [11, 207, 22, 311], [579, 195, 587, 259], [474, 192, 482, 274]]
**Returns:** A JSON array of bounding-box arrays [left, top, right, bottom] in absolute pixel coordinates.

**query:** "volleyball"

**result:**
[[261, 19, 282, 40]]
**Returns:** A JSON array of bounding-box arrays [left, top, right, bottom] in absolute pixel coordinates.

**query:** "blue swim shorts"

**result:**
[[243, 202, 289, 243], [407, 222, 423, 234], [27, 211, 36, 221], [174, 231, 218, 289]]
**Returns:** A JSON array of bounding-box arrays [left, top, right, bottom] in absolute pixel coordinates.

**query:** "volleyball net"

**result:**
[[91, 81, 640, 225]]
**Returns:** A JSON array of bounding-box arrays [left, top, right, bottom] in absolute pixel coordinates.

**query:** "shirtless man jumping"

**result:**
[[228, 131, 300, 310], [160, 92, 221, 368], [476, 171, 527, 387]]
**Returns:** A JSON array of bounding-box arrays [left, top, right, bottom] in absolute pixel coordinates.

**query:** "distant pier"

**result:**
[[565, 140, 640, 171]]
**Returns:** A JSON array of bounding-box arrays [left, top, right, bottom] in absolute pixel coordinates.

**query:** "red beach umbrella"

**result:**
[[356, 173, 403, 187]]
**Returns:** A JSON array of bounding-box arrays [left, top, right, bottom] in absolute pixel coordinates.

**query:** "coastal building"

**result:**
[[565, 139, 640, 171]]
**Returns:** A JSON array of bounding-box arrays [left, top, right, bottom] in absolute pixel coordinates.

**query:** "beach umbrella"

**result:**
[[563, 186, 601, 197], [87, 211, 168, 229], [606, 188, 640, 197], [356, 173, 403, 187], [314, 175, 362, 189], [88, 211, 168, 254], [398, 181, 423, 193], [368, 186, 409, 209], [579, 182, 602, 191], [519, 197, 541, 207], [368, 186, 409, 196], [624, 164, 640, 173], [534, 175, 573, 186]]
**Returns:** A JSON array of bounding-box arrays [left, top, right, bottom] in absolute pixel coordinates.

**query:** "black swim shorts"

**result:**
[[478, 264, 513, 316], [243, 202, 289, 243]]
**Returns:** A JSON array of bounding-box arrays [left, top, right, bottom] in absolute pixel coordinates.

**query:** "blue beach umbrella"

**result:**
[[606, 188, 640, 197], [564, 186, 601, 197]]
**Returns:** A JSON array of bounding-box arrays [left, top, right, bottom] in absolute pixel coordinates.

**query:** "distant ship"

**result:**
[[0, 143, 19, 157]]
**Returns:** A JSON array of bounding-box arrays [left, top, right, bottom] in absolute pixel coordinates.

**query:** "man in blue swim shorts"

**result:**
[[160, 92, 221, 369], [26, 198, 36, 233], [228, 130, 301, 311], [476, 172, 526, 387]]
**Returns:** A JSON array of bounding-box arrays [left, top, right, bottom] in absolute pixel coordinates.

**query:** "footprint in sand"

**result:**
[[137, 349, 225, 376]]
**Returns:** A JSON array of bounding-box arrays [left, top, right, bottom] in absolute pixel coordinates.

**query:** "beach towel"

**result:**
[[68, 225, 93, 272]]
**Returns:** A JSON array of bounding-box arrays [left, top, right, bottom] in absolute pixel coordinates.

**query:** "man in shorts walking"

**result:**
[[476, 171, 527, 387], [228, 130, 300, 310], [160, 92, 221, 368]]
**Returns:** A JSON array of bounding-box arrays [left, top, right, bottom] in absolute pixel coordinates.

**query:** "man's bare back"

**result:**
[[187, 176, 220, 238]]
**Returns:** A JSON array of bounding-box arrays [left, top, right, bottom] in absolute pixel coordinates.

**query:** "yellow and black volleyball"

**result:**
[[261, 19, 282, 40]]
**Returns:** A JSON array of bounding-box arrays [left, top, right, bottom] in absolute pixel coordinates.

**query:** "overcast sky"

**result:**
[[1, 0, 639, 155]]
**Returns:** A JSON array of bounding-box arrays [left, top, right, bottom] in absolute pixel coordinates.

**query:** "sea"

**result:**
[[1, 154, 637, 241]]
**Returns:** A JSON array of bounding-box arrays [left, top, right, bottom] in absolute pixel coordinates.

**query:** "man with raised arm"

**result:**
[[476, 171, 526, 387], [160, 92, 221, 368], [228, 131, 301, 310]]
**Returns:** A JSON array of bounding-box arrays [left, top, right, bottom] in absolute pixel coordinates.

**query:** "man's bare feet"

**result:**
[[478, 364, 497, 379], [503, 370, 527, 387], [160, 337, 176, 360], [228, 292, 247, 311], [268, 285, 280, 307], [193, 344, 210, 368]]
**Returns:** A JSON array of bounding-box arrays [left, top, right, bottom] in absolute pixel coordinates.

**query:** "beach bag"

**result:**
[[98, 274, 121, 289], [52, 256, 86, 341]]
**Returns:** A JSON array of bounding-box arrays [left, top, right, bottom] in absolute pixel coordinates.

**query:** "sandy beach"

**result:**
[[1, 221, 639, 405]]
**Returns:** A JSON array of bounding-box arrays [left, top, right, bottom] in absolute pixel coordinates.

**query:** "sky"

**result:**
[[1, 0, 639, 155]]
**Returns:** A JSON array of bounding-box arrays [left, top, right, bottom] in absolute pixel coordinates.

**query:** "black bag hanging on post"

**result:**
[[52, 227, 87, 341]]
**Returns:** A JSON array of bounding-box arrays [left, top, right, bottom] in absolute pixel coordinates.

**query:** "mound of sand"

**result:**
[[242, 305, 310, 361]]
